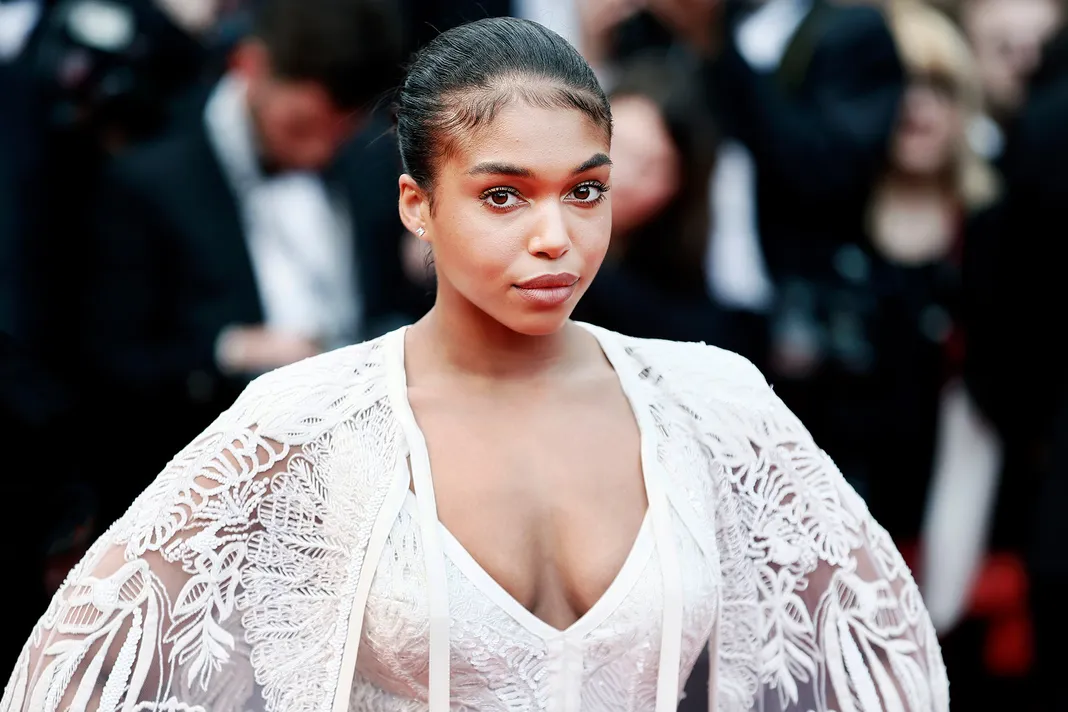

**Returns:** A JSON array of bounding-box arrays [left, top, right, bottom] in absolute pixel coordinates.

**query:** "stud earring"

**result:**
[[416, 227, 426, 237]]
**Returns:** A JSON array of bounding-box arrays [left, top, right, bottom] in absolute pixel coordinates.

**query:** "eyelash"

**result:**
[[572, 180, 610, 205], [478, 180, 611, 212]]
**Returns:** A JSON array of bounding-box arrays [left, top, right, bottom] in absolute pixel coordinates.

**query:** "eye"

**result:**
[[567, 181, 609, 205], [480, 187, 524, 211]]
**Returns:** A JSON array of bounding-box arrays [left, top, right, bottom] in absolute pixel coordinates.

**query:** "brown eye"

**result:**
[[568, 183, 606, 204], [480, 188, 521, 210]]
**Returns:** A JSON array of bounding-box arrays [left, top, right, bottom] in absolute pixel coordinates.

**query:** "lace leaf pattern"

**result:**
[[2, 328, 949, 712], [2, 340, 400, 712], [354, 501, 549, 711], [628, 336, 949, 712]]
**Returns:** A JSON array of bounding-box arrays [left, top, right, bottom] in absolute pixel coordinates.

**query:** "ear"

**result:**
[[398, 174, 431, 243]]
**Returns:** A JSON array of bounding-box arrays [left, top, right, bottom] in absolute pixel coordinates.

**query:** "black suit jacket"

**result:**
[[85, 113, 421, 415], [0, 60, 39, 337], [0, 330, 84, 664], [707, 0, 904, 280]]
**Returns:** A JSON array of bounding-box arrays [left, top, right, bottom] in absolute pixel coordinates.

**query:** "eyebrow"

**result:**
[[466, 152, 613, 178], [573, 153, 612, 174], [467, 161, 534, 178]]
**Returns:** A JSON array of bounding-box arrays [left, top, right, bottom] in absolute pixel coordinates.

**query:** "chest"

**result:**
[[871, 198, 956, 266], [406, 385, 648, 629], [353, 501, 720, 711]]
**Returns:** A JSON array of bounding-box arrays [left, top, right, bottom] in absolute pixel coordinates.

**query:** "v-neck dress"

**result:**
[[5, 323, 949, 712], [347, 327, 719, 710]]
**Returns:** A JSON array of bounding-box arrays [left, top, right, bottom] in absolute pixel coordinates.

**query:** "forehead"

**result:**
[[446, 102, 611, 176]]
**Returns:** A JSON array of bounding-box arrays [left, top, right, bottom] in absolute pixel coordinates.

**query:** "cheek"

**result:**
[[432, 202, 519, 280], [573, 208, 612, 264], [431, 200, 611, 285], [927, 107, 961, 151], [260, 109, 307, 159]]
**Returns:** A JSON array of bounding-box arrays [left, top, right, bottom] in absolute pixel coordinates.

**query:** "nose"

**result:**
[[527, 204, 572, 260]]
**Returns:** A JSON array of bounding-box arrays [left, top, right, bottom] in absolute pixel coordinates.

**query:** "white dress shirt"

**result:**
[[706, 0, 813, 312]]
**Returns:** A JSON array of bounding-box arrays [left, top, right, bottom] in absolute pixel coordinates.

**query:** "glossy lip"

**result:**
[[513, 272, 580, 290]]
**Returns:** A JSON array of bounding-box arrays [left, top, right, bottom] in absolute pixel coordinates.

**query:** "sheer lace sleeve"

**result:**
[[0, 419, 301, 712], [1, 343, 397, 712], [699, 352, 950, 712]]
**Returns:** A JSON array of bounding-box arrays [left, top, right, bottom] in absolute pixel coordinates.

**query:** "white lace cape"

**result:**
[[1, 326, 949, 712]]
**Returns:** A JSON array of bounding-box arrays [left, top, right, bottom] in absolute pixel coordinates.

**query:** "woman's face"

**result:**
[[400, 102, 612, 336], [609, 94, 681, 237], [892, 76, 962, 177]]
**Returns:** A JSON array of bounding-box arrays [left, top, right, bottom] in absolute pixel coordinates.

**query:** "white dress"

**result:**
[[1, 324, 949, 712]]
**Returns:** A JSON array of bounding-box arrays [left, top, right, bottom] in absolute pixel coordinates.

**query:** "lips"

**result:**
[[513, 272, 580, 307], [514, 273, 579, 290]]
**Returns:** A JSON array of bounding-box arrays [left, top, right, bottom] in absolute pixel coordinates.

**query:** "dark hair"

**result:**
[[395, 17, 612, 192], [609, 51, 719, 298], [253, 0, 404, 111]]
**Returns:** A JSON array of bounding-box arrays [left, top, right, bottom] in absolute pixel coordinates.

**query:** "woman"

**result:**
[[767, 1, 998, 538], [873, 1, 997, 267], [860, 0, 999, 542], [2, 18, 947, 712]]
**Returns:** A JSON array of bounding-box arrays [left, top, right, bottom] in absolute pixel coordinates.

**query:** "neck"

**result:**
[[408, 281, 580, 384], [876, 169, 952, 201]]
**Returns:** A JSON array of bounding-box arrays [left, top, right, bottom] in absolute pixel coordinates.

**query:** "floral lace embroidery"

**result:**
[[1, 328, 948, 712]]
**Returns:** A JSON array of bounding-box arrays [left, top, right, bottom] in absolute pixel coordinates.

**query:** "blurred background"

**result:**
[[1, 0, 1065, 708]]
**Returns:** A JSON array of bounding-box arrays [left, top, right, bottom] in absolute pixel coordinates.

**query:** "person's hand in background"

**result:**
[[216, 325, 322, 376]]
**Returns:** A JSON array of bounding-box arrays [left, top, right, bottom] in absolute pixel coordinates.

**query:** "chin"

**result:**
[[499, 308, 574, 337], [896, 151, 944, 177]]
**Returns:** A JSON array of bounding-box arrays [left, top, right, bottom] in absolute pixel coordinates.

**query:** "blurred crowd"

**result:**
[[2, 0, 1066, 708]]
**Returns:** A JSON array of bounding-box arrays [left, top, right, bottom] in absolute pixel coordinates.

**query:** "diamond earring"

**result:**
[[416, 227, 426, 237]]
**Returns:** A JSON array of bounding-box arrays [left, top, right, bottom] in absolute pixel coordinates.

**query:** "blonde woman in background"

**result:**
[[873, 0, 998, 265], [767, 0, 999, 561]]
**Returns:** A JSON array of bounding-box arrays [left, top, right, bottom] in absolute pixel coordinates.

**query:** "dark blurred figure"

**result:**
[[686, 0, 905, 499], [16, 0, 210, 355], [1, 0, 195, 659], [855, 1, 998, 543], [1, 0, 221, 570], [573, 52, 738, 347], [0, 333, 94, 671], [398, 0, 583, 56], [964, 21, 1068, 712], [83, 0, 417, 528], [396, 0, 667, 79], [0, 334, 52, 670], [0, 30, 39, 337], [872, 4, 1020, 707]]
